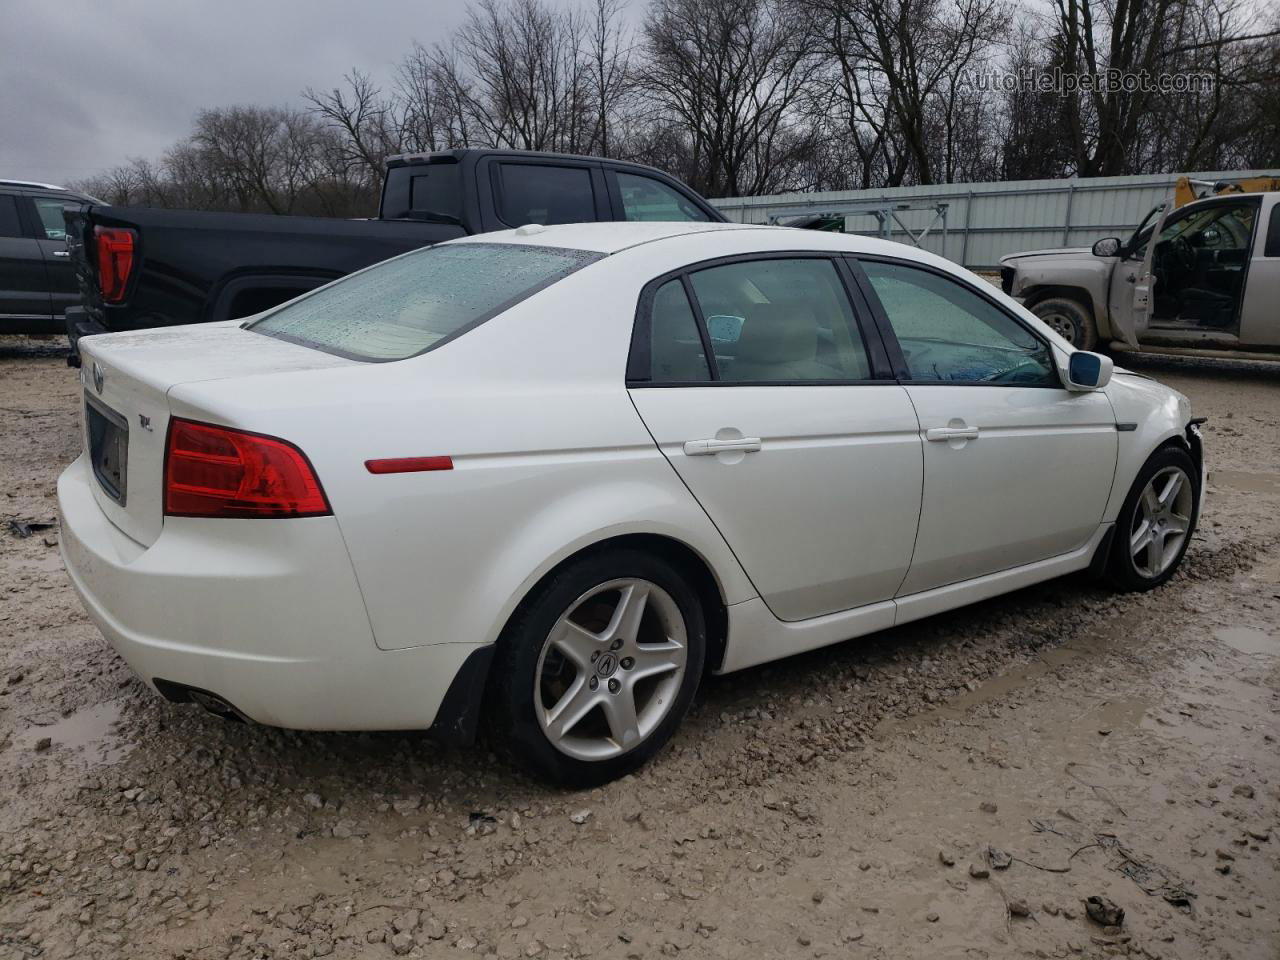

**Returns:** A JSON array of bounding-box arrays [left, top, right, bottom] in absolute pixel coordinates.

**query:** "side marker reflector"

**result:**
[[365, 456, 454, 474]]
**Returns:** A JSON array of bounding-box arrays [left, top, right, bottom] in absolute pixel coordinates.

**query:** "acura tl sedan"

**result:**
[[59, 222, 1203, 785]]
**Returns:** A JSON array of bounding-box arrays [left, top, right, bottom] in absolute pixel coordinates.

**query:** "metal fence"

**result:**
[[709, 169, 1280, 270]]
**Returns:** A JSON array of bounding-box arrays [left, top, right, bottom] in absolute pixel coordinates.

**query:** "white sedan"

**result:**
[[59, 222, 1203, 785]]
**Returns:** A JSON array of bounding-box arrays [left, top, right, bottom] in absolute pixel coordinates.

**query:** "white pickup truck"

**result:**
[[999, 188, 1280, 360]]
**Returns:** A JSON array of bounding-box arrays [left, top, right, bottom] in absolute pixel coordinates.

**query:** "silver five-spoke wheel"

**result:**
[[1130, 465, 1193, 578], [535, 578, 687, 761]]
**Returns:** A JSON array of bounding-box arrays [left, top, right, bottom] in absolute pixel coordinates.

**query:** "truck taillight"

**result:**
[[164, 418, 331, 519], [94, 226, 136, 303]]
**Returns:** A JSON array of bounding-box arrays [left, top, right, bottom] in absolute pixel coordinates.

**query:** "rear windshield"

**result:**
[[250, 242, 601, 361]]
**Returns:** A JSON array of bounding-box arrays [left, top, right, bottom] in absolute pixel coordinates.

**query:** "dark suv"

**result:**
[[0, 180, 100, 334]]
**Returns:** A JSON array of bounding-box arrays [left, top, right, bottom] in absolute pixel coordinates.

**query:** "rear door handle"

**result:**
[[926, 426, 980, 442], [684, 437, 762, 456], [52, 250, 69, 258]]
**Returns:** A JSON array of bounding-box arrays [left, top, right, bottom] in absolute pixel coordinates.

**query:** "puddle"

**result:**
[[1215, 626, 1278, 656], [13, 701, 133, 767], [1210, 469, 1280, 495]]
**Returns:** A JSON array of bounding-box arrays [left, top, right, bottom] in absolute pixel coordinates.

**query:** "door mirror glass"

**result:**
[[1066, 351, 1114, 390], [1092, 237, 1121, 258]]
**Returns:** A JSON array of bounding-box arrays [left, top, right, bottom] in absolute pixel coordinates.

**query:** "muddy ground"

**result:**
[[0, 339, 1277, 960]]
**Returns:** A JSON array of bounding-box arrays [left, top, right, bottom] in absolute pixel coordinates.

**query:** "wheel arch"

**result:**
[[1023, 285, 1109, 339], [433, 531, 734, 746], [494, 532, 731, 675]]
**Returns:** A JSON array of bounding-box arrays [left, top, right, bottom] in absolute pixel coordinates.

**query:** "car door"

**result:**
[[1107, 205, 1165, 348], [853, 256, 1117, 596], [627, 254, 924, 622], [0, 193, 54, 327], [28, 196, 79, 319], [1239, 196, 1280, 347]]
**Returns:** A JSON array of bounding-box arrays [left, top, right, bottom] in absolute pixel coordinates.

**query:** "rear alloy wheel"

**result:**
[[1107, 446, 1199, 591], [1031, 297, 1098, 351], [491, 550, 705, 786]]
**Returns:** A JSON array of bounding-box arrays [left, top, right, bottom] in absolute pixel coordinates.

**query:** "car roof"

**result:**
[[0, 179, 71, 192], [452, 220, 936, 260]]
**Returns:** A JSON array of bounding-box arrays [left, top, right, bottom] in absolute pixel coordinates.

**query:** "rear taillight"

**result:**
[[94, 226, 136, 303], [164, 418, 331, 518]]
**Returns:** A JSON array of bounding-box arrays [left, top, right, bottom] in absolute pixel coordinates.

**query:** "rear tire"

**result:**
[[1106, 445, 1199, 592], [1031, 297, 1098, 351], [489, 548, 705, 787]]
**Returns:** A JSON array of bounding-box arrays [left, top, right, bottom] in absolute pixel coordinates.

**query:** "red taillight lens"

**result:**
[[94, 226, 136, 303], [164, 418, 331, 518]]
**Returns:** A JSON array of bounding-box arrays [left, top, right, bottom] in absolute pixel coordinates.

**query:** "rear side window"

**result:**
[[1267, 204, 1280, 257], [616, 173, 709, 222], [0, 196, 23, 238], [250, 242, 600, 362], [689, 259, 871, 382], [497, 164, 596, 226]]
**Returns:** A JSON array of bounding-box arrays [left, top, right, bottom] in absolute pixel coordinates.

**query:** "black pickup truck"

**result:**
[[0, 180, 101, 334], [63, 149, 723, 364]]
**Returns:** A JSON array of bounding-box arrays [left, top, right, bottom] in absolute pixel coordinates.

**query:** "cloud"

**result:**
[[0, 0, 478, 184]]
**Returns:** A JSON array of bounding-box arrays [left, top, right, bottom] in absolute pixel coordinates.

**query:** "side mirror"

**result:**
[[1091, 237, 1121, 258], [1066, 351, 1114, 391]]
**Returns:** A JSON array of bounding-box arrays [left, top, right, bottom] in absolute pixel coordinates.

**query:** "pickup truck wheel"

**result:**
[[1031, 297, 1097, 351]]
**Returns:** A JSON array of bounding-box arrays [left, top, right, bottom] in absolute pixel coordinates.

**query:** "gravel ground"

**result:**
[[1, 339, 1277, 960]]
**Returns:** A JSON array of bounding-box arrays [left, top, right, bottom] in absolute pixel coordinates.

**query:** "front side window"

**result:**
[[616, 173, 709, 222], [497, 163, 596, 226], [251, 242, 599, 361], [1267, 203, 1280, 258], [861, 260, 1056, 386], [688, 258, 870, 382], [1154, 202, 1255, 256], [33, 198, 68, 240]]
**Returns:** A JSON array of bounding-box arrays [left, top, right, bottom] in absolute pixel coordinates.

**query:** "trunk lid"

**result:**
[[77, 321, 354, 546]]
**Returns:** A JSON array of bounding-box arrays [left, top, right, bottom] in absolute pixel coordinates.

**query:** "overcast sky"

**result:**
[[0, 0, 491, 185]]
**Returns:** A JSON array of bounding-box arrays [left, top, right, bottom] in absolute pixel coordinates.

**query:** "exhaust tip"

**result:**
[[152, 679, 249, 723]]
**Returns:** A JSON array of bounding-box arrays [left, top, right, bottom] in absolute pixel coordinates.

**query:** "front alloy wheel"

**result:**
[[1108, 445, 1199, 591], [1129, 466, 1194, 579]]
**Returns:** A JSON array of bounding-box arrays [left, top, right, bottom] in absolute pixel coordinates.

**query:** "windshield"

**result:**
[[250, 242, 601, 361]]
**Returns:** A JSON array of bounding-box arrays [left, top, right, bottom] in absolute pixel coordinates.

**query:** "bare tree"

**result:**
[[639, 0, 820, 197]]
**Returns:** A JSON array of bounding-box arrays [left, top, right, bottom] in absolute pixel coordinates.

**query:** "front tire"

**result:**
[[489, 548, 706, 786], [1107, 445, 1199, 591], [1031, 297, 1098, 350]]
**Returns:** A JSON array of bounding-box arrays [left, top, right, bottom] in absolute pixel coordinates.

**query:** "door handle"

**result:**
[[52, 250, 69, 258], [684, 437, 762, 456], [926, 426, 979, 442]]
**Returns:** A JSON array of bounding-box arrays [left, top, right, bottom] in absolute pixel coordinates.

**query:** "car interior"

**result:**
[[1147, 202, 1256, 331]]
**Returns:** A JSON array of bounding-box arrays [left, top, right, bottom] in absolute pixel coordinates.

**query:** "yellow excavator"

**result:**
[[1173, 174, 1280, 208]]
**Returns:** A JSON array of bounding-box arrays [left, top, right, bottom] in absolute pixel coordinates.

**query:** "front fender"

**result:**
[[1102, 373, 1193, 523], [1011, 261, 1114, 339]]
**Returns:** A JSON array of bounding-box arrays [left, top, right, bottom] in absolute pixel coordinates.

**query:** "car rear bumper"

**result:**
[[58, 454, 483, 731]]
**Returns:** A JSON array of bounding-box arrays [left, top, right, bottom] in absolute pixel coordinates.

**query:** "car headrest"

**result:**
[[733, 302, 816, 364]]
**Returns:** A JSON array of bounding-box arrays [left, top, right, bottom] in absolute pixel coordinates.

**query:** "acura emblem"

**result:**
[[91, 362, 104, 394]]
